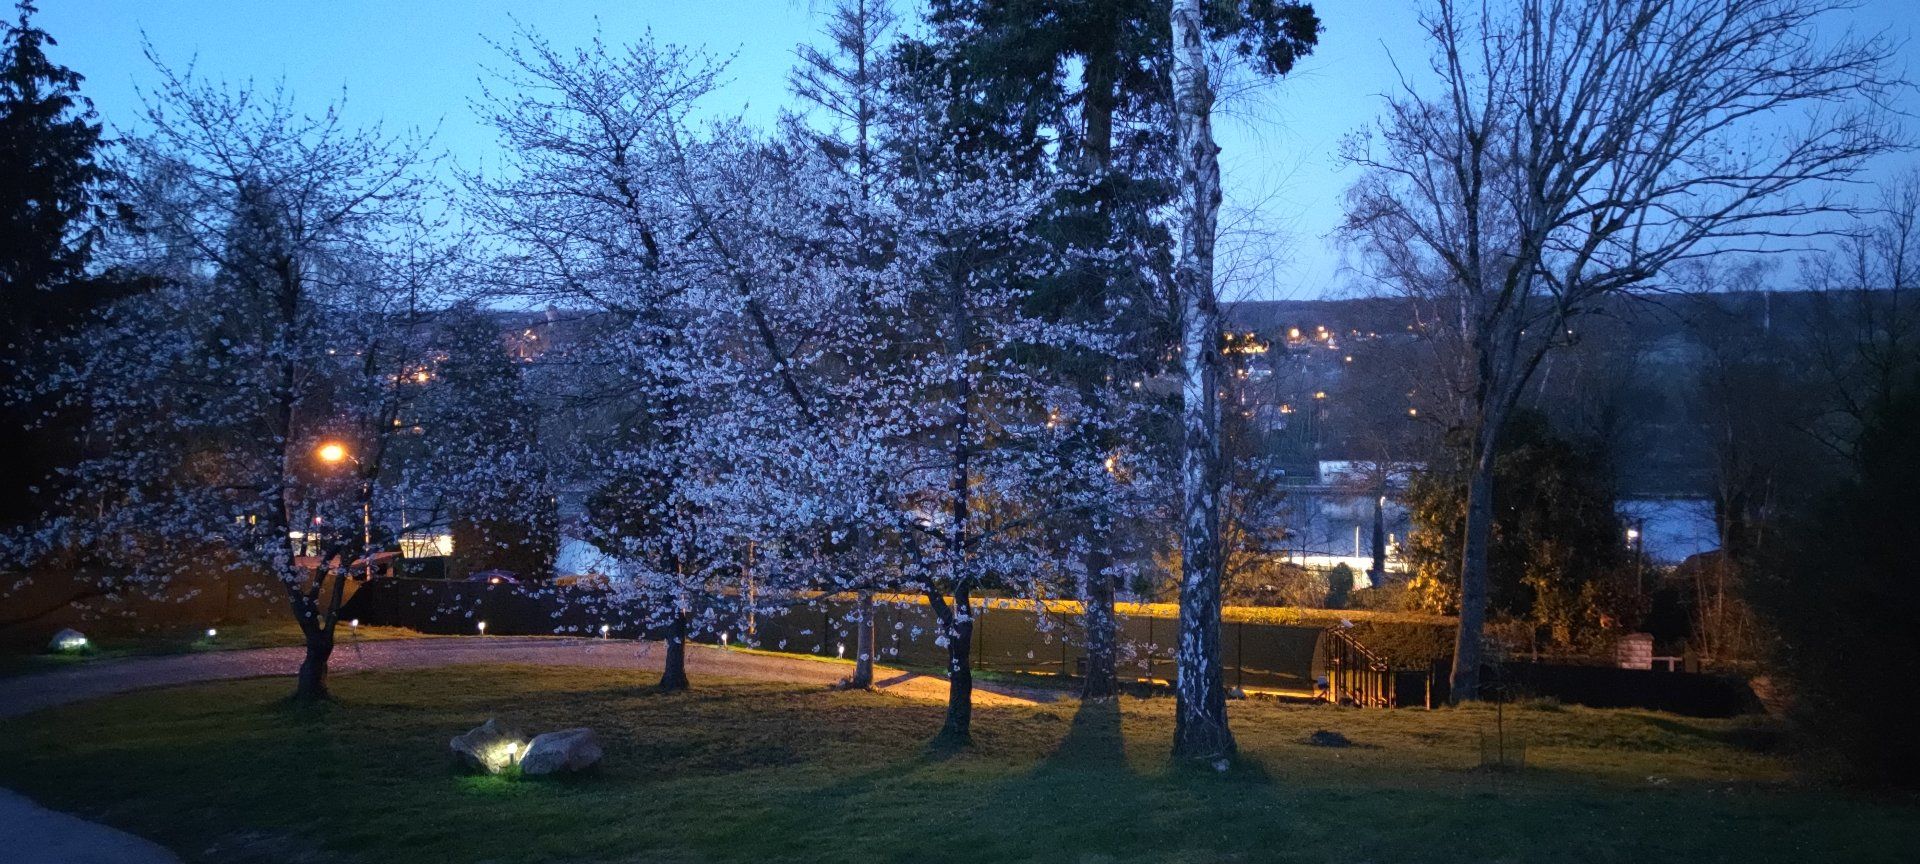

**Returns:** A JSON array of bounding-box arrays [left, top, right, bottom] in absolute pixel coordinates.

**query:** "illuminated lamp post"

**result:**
[[1627, 523, 1646, 597], [315, 441, 374, 581]]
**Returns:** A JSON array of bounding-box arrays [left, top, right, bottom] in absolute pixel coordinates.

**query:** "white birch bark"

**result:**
[[1168, 0, 1234, 763]]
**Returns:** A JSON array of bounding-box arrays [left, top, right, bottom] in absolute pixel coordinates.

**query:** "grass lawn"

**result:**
[[2, 665, 1914, 863], [0, 620, 423, 679]]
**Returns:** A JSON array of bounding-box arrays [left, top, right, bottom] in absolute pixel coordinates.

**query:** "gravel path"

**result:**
[[0, 635, 1059, 720]]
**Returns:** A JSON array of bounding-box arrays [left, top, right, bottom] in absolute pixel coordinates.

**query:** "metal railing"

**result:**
[[1323, 627, 1397, 707]]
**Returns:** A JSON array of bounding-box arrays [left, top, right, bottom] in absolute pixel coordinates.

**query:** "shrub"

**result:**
[[1752, 376, 1920, 786]]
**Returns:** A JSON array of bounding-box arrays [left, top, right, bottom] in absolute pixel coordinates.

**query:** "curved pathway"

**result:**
[[0, 635, 1059, 720], [2, 788, 182, 864], [0, 636, 1057, 862]]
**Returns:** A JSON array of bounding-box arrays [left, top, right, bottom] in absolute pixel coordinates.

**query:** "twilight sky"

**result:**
[[36, 0, 1920, 300]]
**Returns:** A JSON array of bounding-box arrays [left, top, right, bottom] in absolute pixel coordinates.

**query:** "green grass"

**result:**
[[1, 665, 1914, 863], [0, 620, 423, 679]]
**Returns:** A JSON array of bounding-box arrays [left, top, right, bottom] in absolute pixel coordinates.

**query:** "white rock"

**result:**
[[519, 728, 603, 776], [449, 719, 527, 774], [48, 628, 88, 652]]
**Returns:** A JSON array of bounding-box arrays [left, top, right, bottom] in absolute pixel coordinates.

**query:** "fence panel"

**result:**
[[340, 579, 1325, 691]]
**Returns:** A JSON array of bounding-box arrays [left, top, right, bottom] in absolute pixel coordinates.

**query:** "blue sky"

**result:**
[[35, 0, 1920, 300]]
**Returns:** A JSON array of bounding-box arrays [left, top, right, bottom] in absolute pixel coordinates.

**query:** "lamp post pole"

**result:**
[[1627, 521, 1646, 598], [316, 441, 374, 580], [361, 490, 373, 580]]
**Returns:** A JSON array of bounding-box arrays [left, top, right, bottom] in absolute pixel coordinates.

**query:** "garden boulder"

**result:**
[[519, 728, 603, 776], [48, 628, 88, 652], [450, 718, 527, 774]]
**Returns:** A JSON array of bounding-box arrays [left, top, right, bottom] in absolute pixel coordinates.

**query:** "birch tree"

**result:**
[[920, 0, 1321, 703], [1164, 0, 1222, 764], [1341, 0, 1900, 700], [1165, 0, 1237, 763]]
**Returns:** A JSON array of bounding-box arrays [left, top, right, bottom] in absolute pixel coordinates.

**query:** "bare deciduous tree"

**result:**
[[1342, 0, 1901, 700], [1802, 173, 1920, 460]]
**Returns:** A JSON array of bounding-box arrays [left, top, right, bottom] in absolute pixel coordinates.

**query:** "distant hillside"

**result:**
[[1223, 289, 1853, 497]]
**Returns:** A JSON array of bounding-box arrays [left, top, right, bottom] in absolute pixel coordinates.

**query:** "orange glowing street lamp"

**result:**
[[313, 441, 373, 580]]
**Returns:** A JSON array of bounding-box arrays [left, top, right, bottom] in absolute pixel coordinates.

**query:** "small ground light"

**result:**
[[837, 643, 846, 659], [600, 624, 610, 638], [349, 619, 359, 630], [477, 621, 487, 635], [720, 633, 729, 647], [206, 628, 218, 639]]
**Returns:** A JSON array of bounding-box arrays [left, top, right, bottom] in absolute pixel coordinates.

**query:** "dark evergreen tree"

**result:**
[[425, 309, 558, 583], [904, 1, 1318, 710], [1755, 372, 1920, 788], [786, 0, 900, 692], [0, 1, 132, 531]]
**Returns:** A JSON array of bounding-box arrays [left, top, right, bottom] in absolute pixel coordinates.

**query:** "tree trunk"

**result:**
[[1076, 19, 1123, 705], [1081, 539, 1119, 700], [658, 610, 691, 693], [1168, 0, 1234, 765], [1450, 452, 1496, 701], [939, 602, 974, 743], [292, 627, 334, 702], [850, 590, 876, 689]]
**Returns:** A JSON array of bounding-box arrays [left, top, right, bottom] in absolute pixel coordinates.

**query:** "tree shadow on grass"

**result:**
[[1041, 696, 1128, 772], [1634, 712, 1783, 753], [959, 697, 1161, 859]]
